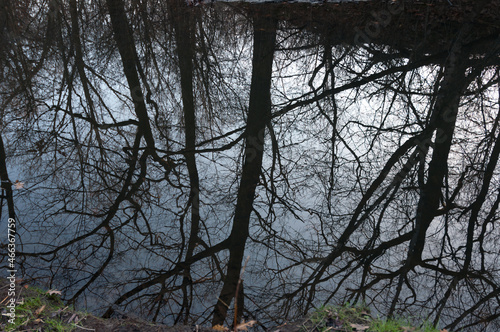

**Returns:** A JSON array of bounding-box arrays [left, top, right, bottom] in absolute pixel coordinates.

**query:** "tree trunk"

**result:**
[[106, 0, 156, 150], [212, 11, 277, 327], [406, 30, 471, 266], [0, 135, 15, 221], [169, 0, 201, 323], [389, 26, 473, 315]]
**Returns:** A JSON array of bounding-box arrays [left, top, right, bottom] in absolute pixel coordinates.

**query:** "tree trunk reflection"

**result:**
[[1, 1, 499, 331], [212, 9, 277, 326]]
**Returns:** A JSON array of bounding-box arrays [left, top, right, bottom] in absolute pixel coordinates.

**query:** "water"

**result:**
[[1, 0, 499, 330]]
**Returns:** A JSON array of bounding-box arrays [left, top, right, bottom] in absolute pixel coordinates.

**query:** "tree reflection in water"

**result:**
[[0, 0, 499, 330]]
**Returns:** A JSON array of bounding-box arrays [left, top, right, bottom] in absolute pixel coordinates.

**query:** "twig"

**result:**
[[72, 324, 96, 331]]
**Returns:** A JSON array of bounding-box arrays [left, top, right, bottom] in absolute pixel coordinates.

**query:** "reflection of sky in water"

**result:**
[[1, 1, 499, 330]]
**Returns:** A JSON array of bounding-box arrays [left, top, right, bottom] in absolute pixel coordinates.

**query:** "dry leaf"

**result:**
[[212, 324, 229, 331], [13, 181, 24, 189], [46, 289, 62, 295], [349, 323, 369, 331], [236, 320, 257, 331], [35, 305, 46, 316], [34, 318, 44, 323]]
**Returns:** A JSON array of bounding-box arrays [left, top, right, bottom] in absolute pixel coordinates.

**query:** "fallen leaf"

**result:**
[[46, 289, 62, 295], [34, 318, 44, 323], [236, 320, 257, 331], [35, 305, 46, 316], [13, 181, 24, 189], [212, 324, 229, 331], [350, 323, 369, 331]]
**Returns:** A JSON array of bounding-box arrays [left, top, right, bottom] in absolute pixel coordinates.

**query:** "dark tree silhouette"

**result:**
[[212, 9, 277, 327], [1, 1, 499, 331]]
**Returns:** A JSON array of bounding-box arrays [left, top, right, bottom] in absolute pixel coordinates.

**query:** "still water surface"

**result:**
[[1, 0, 499, 330]]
